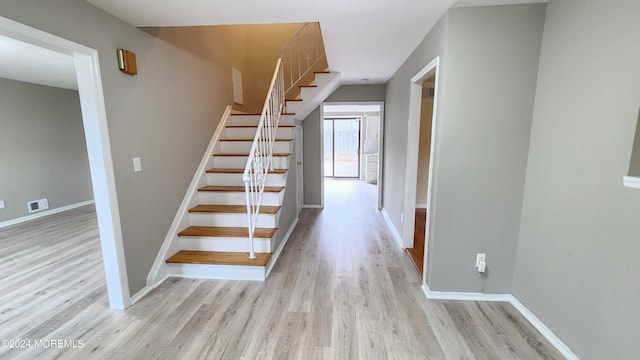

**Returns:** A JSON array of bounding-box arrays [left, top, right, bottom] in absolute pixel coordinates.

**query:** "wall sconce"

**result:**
[[117, 49, 137, 75]]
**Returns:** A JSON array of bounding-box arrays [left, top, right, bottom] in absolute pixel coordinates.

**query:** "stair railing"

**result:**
[[243, 59, 284, 259], [280, 22, 326, 97]]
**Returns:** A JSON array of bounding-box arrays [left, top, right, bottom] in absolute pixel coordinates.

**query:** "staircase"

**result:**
[[164, 111, 295, 280], [146, 23, 342, 284]]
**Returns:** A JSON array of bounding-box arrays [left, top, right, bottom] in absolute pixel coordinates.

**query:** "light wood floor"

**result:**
[[0, 182, 564, 359]]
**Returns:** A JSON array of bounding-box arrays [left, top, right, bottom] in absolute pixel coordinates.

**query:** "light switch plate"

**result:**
[[133, 157, 142, 173], [0, 200, 5, 209]]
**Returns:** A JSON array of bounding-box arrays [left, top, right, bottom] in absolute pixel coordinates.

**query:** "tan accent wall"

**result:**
[[416, 78, 435, 205], [143, 23, 322, 113]]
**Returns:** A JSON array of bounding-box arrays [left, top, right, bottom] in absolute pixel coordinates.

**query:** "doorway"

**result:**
[[0, 16, 129, 308], [402, 57, 440, 282], [320, 102, 384, 210], [406, 76, 435, 276], [324, 117, 361, 178]]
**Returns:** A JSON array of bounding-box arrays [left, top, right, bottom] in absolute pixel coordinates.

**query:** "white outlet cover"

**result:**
[[0, 200, 5, 209], [133, 157, 142, 172]]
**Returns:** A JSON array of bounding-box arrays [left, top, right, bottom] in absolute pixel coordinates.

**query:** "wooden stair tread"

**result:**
[[206, 168, 287, 174], [220, 138, 293, 142], [178, 226, 276, 238], [213, 153, 290, 157], [166, 250, 271, 266], [198, 185, 284, 192], [189, 204, 280, 214]]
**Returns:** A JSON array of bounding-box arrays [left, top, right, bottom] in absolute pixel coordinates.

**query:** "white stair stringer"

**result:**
[[286, 71, 341, 120]]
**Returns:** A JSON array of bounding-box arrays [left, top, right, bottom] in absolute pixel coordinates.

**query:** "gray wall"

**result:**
[[1, 0, 236, 294], [383, 4, 545, 293], [273, 138, 298, 250], [629, 109, 640, 176], [513, 0, 640, 358], [383, 13, 448, 244], [302, 85, 386, 205], [428, 4, 545, 293], [0, 78, 92, 222]]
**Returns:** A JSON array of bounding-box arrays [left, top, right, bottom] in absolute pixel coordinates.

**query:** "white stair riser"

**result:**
[[167, 263, 266, 281], [225, 127, 294, 139], [197, 191, 283, 206], [219, 141, 291, 154], [286, 101, 303, 113], [315, 73, 336, 87], [178, 236, 271, 252], [206, 172, 286, 186], [300, 87, 316, 99], [212, 156, 289, 169], [190, 212, 278, 228], [230, 114, 295, 126]]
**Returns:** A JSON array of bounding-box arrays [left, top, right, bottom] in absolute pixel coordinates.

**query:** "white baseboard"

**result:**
[[510, 296, 579, 360], [421, 283, 578, 359], [421, 283, 511, 302], [266, 217, 299, 277], [303, 204, 323, 209], [623, 176, 640, 190], [130, 274, 168, 305], [381, 208, 404, 249], [0, 200, 95, 229], [416, 203, 428, 209]]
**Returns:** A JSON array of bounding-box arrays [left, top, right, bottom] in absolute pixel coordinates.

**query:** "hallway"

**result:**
[[0, 181, 562, 359]]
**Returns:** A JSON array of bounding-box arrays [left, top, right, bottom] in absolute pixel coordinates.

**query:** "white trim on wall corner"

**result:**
[[303, 204, 324, 209], [415, 203, 428, 209], [623, 176, 640, 189], [381, 208, 404, 249], [421, 283, 579, 360], [0, 200, 95, 229]]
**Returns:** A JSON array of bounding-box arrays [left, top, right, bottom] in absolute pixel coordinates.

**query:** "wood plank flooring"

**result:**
[[0, 182, 564, 359], [407, 208, 426, 277]]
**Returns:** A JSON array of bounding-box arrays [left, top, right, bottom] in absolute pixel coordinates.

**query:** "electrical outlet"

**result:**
[[475, 253, 486, 267], [476, 253, 486, 273], [0, 200, 5, 209], [400, 213, 404, 223]]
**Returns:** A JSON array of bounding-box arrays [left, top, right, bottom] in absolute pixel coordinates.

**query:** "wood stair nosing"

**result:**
[[198, 185, 284, 193], [178, 226, 277, 238], [188, 204, 281, 214], [206, 168, 287, 174], [166, 250, 271, 267]]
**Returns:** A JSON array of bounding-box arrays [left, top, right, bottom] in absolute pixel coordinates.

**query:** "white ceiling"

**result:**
[[84, 0, 547, 84], [0, 34, 77, 90], [0, 0, 547, 91]]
